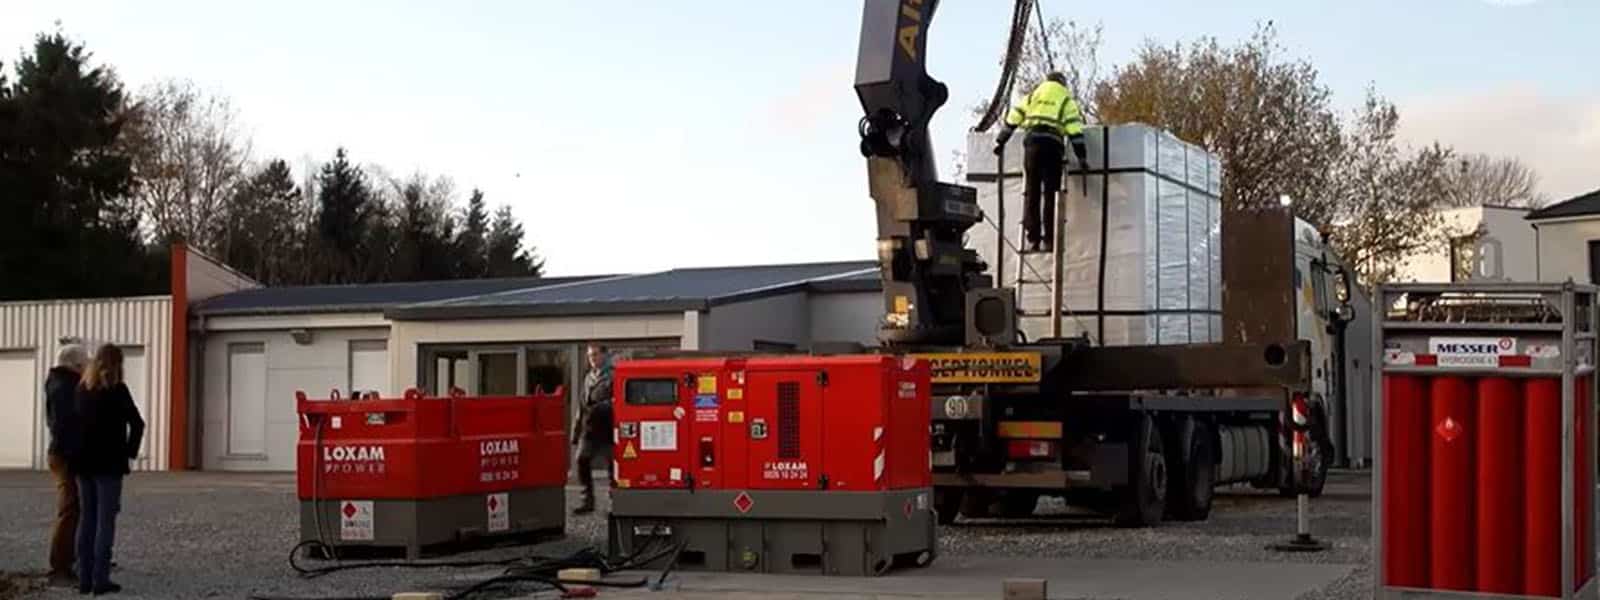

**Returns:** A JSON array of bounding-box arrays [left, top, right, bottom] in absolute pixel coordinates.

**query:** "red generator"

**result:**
[[296, 388, 567, 558], [606, 354, 936, 576]]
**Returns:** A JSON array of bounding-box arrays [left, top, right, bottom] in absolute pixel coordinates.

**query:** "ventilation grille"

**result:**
[[778, 381, 800, 459]]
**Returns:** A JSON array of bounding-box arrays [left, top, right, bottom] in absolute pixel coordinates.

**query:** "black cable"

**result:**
[[651, 540, 689, 591], [1033, 0, 1056, 74], [974, 0, 1034, 132]]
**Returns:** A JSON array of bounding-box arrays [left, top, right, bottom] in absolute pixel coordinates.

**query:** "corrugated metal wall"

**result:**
[[0, 296, 172, 471]]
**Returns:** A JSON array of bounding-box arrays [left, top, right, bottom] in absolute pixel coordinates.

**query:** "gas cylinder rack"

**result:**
[[1373, 282, 1597, 599]]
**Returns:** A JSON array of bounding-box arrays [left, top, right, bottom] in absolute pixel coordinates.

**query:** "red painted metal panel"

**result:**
[[1476, 377, 1523, 595], [887, 357, 932, 490], [295, 389, 566, 500], [744, 370, 823, 490], [1525, 377, 1561, 597], [1428, 376, 1476, 591], [1383, 374, 1430, 588]]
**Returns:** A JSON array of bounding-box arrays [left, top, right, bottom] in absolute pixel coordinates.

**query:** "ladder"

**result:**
[[992, 146, 1069, 340]]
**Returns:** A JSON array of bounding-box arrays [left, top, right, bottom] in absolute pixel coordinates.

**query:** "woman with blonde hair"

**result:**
[[69, 344, 144, 595]]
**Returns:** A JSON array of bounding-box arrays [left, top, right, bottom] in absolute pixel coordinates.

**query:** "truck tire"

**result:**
[[934, 488, 962, 525], [997, 491, 1039, 518], [1167, 420, 1216, 521], [1113, 413, 1167, 528]]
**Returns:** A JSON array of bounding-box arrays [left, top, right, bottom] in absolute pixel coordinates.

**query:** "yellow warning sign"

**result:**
[[616, 479, 631, 489], [727, 388, 743, 400], [728, 411, 745, 424], [622, 442, 638, 459], [697, 375, 718, 394], [915, 352, 1043, 383]]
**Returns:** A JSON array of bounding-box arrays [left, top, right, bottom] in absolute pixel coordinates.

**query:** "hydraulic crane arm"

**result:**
[[854, 0, 987, 347]]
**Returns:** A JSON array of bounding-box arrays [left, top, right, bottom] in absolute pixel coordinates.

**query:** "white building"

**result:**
[[1393, 205, 1537, 283], [188, 261, 882, 471], [0, 245, 254, 470], [1526, 189, 1600, 283]]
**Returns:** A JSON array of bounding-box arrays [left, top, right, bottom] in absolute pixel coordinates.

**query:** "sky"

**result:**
[[4, 0, 1596, 277]]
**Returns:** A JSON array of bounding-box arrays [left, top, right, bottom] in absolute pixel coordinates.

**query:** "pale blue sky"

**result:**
[[4, 1, 1594, 276]]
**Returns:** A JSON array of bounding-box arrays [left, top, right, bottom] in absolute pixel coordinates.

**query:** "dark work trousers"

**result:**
[[48, 453, 78, 578], [75, 474, 122, 590], [1022, 134, 1066, 247], [575, 439, 612, 503]]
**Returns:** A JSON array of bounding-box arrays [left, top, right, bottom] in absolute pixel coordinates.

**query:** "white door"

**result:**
[[0, 351, 38, 468], [227, 344, 267, 456], [121, 346, 148, 459], [348, 341, 388, 398]]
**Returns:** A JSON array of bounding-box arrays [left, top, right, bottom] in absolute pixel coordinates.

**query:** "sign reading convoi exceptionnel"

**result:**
[[1428, 337, 1516, 368]]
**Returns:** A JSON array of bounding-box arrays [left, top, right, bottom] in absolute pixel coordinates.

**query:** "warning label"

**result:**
[[641, 421, 677, 451], [486, 493, 508, 532], [915, 352, 1042, 383], [339, 500, 374, 541]]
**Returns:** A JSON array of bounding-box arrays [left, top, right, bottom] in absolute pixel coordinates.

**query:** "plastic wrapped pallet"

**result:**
[[964, 123, 1222, 346]]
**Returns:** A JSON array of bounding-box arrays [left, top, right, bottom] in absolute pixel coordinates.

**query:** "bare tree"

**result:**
[[1323, 92, 1455, 285], [125, 79, 252, 253], [1439, 153, 1549, 209], [1017, 18, 1105, 122]]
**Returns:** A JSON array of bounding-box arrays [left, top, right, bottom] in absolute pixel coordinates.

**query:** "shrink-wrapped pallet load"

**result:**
[[964, 123, 1222, 345]]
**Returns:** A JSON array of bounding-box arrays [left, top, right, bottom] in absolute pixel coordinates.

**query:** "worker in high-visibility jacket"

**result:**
[[994, 72, 1088, 253]]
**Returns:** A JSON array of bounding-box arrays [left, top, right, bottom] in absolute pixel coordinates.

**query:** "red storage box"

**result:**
[[1375, 284, 1597, 599], [295, 388, 567, 558]]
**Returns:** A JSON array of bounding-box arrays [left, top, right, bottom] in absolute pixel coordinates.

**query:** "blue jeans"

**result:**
[[74, 474, 123, 589]]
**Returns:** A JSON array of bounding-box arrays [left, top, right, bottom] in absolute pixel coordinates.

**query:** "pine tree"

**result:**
[[0, 32, 153, 300], [486, 205, 544, 278], [314, 147, 373, 282], [453, 189, 490, 278], [224, 159, 301, 284]]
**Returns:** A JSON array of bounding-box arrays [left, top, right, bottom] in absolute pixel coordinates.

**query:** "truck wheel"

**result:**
[[934, 489, 962, 525], [997, 491, 1039, 518], [1168, 420, 1215, 521], [1113, 414, 1167, 528]]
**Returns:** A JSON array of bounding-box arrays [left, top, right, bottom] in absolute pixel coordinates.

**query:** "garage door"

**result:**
[[0, 351, 38, 468]]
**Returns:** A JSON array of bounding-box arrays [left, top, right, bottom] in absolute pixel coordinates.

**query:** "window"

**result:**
[[348, 340, 388, 398], [625, 378, 679, 406], [1588, 240, 1600, 285], [226, 343, 267, 457]]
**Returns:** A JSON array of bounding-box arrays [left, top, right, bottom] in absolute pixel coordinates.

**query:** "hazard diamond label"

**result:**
[[1436, 417, 1463, 442], [733, 491, 754, 514], [903, 500, 914, 519], [487, 493, 508, 532], [339, 500, 373, 541]]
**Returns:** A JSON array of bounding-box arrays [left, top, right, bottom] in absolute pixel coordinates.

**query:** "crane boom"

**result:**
[[853, 0, 988, 347]]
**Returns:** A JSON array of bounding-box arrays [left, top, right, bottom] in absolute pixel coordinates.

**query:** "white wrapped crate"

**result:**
[[965, 123, 1223, 346]]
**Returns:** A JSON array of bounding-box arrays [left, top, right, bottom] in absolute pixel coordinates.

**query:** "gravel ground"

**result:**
[[0, 470, 1373, 600]]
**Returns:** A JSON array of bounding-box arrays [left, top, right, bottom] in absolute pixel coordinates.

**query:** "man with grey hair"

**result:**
[[44, 343, 88, 586]]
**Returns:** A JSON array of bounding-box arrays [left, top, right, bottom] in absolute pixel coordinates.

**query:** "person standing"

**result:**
[[70, 344, 144, 595], [44, 344, 89, 587], [994, 71, 1089, 253], [572, 343, 614, 515]]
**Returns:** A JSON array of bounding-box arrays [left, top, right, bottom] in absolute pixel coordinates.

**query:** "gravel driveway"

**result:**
[[0, 470, 1372, 600]]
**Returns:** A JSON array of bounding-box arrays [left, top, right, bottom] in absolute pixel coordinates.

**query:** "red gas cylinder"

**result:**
[[1429, 376, 1475, 591], [1524, 377, 1561, 597], [1383, 374, 1430, 588], [1475, 377, 1523, 595]]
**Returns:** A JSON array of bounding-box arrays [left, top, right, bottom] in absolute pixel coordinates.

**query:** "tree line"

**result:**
[[0, 31, 543, 301], [979, 20, 1551, 285]]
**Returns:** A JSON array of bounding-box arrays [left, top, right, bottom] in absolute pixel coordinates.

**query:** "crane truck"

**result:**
[[852, 0, 1360, 525]]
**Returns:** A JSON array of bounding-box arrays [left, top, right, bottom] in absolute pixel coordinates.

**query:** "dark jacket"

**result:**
[[70, 383, 145, 476], [575, 360, 614, 445], [44, 367, 82, 457]]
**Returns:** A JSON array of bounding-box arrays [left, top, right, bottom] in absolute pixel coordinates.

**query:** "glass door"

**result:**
[[471, 348, 524, 396]]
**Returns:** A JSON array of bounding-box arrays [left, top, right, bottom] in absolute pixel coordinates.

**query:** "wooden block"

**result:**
[[1002, 578, 1047, 600], [392, 593, 443, 600], [558, 567, 601, 582]]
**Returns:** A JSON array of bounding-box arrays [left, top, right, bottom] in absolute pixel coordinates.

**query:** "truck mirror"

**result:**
[[1334, 270, 1351, 304]]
